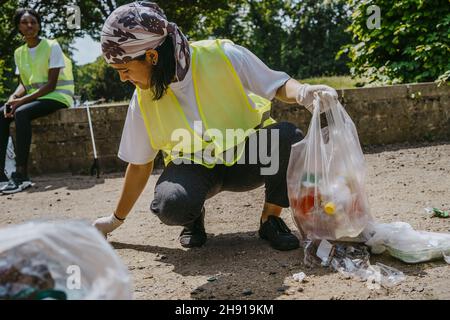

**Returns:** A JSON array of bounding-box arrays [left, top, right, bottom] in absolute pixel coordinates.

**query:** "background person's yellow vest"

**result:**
[[14, 38, 75, 107], [137, 39, 277, 168]]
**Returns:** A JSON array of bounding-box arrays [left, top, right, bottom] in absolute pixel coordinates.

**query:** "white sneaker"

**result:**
[[0, 180, 9, 191], [1, 172, 32, 194]]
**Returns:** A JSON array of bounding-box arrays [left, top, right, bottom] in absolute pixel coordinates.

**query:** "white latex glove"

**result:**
[[93, 213, 124, 238], [296, 84, 338, 113]]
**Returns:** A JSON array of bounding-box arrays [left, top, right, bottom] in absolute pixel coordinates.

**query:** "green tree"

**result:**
[[75, 56, 134, 102], [0, 0, 21, 100], [193, 0, 352, 79], [340, 0, 450, 84], [286, 0, 352, 78], [1, 0, 353, 101]]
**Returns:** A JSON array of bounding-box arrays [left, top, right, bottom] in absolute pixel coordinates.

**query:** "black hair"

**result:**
[[14, 8, 41, 35], [135, 35, 176, 101]]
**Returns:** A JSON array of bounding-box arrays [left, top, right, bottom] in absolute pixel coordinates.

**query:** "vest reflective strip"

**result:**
[[25, 80, 75, 91], [53, 89, 74, 96], [28, 88, 75, 97], [25, 87, 74, 97]]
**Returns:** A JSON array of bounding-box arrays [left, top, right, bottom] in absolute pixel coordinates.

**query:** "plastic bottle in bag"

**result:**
[[320, 176, 352, 216], [298, 173, 319, 216]]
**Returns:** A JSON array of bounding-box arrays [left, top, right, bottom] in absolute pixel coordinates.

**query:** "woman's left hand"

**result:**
[[296, 84, 338, 113], [8, 97, 24, 109]]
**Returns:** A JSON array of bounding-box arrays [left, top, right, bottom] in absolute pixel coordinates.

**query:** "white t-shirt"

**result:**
[[118, 42, 291, 165], [15, 40, 66, 75]]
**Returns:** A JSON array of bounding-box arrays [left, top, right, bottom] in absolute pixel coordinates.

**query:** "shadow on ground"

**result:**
[[21, 171, 161, 193], [23, 175, 107, 193], [111, 231, 442, 300], [112, 231, 313, 299]]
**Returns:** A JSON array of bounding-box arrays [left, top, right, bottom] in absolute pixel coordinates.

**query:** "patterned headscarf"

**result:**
[[101, 1, 190, 82]]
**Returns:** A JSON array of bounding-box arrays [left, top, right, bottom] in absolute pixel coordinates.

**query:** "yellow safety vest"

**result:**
[[14, 38, 75, 107], [136, 39, 276, 168]]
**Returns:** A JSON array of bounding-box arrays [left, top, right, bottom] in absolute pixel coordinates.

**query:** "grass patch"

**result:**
[[297, 76, 364, 89]]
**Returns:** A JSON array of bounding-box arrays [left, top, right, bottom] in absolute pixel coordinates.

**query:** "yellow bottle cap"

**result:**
[[324, 202, 336, 215]]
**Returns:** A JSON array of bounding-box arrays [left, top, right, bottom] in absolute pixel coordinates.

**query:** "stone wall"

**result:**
[[271, 82, 450, 145], [10, 82, 450, 175], [11, 102, 129, 175]]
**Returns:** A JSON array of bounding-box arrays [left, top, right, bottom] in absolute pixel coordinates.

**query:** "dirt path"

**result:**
[[1, 142, 449, 299]]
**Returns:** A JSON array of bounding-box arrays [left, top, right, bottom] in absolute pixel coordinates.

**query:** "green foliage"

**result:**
[[0, 0, 21, 101], [74, 56, 134, 102], [340, 0, 450, 84], [298, 75, 362, 89], [193, 0, 352, 78], [285, 0, 352, 78], [0, 59, 9, 99], [0, 0, 352, 102]]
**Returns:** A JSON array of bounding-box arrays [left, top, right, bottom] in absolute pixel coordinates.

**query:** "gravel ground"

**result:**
[[0, 142, 449, 300]]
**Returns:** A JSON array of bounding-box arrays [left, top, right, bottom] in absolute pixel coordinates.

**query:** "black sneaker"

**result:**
[[1, 172, 32, 194], [179, 207, 207, 248], [259, 216, 300, 251]]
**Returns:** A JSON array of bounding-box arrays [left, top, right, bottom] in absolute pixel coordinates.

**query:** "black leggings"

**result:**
[[0, 99, 66, 174], [150, 122, 304, 227]]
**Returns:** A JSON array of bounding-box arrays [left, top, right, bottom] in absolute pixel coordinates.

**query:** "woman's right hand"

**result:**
[[94, 162, 153, 238], [3, 95, 14, 117], [4, 104, 19, 119], [3, 104, 12, 118], [93, 213, 125, 238]]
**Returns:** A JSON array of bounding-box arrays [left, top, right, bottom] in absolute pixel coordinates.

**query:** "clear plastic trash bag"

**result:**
[[287, 93, 371, 240], [0, 220, 132, 300], [304, 240, 405, 288]]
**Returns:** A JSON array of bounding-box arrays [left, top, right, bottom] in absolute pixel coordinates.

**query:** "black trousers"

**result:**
[[0, 99, 66, 174], [150, 122, 304, 227]]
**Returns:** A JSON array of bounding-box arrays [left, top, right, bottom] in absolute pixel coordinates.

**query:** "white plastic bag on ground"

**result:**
[[288, 93, 371, 240], [364, 221, 450, 264], [0, 220, 132, 299], [4, 136, 16, 179]]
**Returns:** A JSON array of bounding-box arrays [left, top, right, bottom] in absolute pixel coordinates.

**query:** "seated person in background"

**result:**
[[0, 8, 74, 194]]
